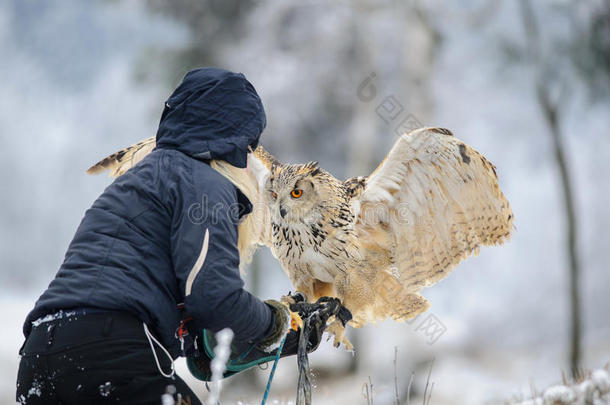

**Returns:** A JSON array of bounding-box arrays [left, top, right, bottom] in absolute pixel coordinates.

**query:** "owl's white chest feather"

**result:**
[[298, 247, 335, 282], [272, 221, 346, 284]]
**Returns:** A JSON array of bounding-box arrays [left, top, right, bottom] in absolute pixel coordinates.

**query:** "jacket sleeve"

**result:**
[[169, 162, 273, 343]]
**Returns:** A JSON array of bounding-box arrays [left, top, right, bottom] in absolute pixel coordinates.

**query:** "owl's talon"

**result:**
[[325, 318, 353, 351], [281, 291, 308, 306], [292, 291, 307, 303], [335, 336, 354, 351]]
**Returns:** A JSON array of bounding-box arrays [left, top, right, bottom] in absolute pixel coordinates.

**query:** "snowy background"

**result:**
[[1, 0, 609, 404]]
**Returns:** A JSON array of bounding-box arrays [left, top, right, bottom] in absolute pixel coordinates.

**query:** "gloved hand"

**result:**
[[283, 291, 352, 327], [186, 295, 351, 381], [259, 297, 339, 355], [262, 294, 353, 355]]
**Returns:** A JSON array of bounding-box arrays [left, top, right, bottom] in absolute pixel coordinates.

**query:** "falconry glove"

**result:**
[[186, 296, 349, 381]]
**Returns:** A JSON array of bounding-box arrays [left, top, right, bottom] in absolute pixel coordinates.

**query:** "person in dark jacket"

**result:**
[[16, 68, 332, 405]]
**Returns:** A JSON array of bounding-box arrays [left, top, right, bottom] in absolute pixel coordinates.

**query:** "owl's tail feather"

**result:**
[[86, 136, 156, 178]]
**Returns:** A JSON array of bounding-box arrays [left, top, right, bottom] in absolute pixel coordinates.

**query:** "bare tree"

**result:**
[[518, 0, 582, 375]]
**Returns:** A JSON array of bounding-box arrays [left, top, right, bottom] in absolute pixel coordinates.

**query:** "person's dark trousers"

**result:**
[[16, 311, 201, 405]]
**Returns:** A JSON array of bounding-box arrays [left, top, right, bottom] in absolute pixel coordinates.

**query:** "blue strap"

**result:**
[[260, 334, 287, 405]]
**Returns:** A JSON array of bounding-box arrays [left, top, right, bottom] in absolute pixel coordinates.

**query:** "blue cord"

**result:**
[[261, 334, 287, 405]]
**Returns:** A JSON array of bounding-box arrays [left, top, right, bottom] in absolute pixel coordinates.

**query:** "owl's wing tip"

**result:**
[[85, 136, 156, 178], [85, 163, 105, 175]]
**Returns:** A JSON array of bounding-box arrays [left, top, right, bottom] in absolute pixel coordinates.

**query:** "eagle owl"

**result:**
[[87, 127, 513, 349]]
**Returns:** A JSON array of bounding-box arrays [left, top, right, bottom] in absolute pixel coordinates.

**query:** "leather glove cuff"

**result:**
[[258, 299, 290, 352]]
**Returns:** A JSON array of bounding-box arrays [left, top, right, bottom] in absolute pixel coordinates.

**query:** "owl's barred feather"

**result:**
[[86, 136, 156, 177], [86, 127, 513, 347], [349, 128, 513, 327]]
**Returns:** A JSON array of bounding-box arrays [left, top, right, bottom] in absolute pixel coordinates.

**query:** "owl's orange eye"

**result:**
[[291, 189, 303, 198], [271, 191, 278, 199]]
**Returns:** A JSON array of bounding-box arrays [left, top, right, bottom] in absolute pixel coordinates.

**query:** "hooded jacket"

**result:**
[[23, 68, 273, 357]]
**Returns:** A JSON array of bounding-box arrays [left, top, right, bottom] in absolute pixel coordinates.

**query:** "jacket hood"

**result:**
[[155, 68, 266, 168]]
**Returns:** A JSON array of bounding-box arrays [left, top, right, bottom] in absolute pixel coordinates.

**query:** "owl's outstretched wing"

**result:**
[[355, 127, 513, 293], [86, 137, 277, 269], [86, 136, 156, 177]]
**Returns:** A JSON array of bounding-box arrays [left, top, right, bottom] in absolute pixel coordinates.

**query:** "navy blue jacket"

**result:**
[[24, 68, 273, 357]]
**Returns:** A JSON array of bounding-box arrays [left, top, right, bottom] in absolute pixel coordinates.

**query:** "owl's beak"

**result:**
[[280, 206, 287, 218]]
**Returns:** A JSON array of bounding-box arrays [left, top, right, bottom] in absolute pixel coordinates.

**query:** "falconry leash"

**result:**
[[262, 298, 350, 405]]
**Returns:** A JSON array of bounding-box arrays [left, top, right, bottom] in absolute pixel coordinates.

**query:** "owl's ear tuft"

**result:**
[[270, 163, 282, 176], [305, 161, 320, 176]]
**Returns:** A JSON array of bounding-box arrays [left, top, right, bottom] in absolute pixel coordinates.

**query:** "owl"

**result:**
[[87, 127, 513, 349]]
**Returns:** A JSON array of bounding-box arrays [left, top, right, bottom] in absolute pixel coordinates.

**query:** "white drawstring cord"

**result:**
[[143, 323, 175, 378]]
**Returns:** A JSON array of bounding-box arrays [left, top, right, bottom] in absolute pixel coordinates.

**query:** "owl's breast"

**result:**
[[273, 239, 338, 283], [296, 247, 336, 282], [272, 222, 352, 283]]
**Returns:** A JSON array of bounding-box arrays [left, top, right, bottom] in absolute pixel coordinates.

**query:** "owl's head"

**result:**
[[264, 161, 338, 224]]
